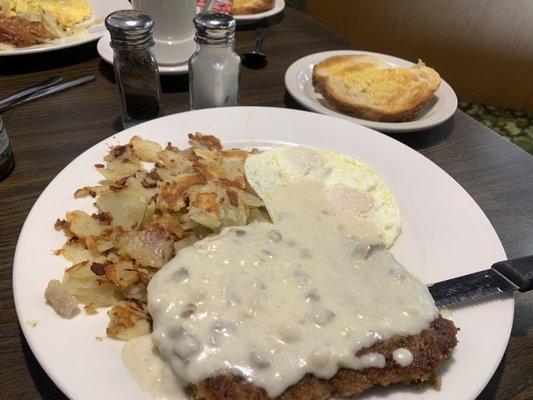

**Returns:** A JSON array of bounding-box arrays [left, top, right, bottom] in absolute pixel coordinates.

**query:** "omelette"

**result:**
[[245, 146, 402, 248], [4, 0, 92, 30]]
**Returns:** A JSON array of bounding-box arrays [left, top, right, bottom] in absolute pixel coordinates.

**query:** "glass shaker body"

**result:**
[[189, 42, 241, 110], [113, 48, 163, 129], [106, 10, 163, 129]]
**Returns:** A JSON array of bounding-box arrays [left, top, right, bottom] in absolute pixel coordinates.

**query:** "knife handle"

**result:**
[[492, 255, 533, 292]]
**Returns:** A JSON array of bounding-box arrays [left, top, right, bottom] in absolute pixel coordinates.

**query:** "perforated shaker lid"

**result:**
[[105, 10, 154, 50], [193, 12, 236, 44]]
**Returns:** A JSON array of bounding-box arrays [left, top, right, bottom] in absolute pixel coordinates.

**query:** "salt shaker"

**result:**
[[189, 12, 240, 110], [105, 10, 163, 128]]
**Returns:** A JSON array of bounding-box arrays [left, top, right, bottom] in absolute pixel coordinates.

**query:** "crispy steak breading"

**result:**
[[187, 316, 458, 400]]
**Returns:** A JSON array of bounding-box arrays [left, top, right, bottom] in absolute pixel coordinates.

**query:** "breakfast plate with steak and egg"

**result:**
[[14, 107, 511, 400], [285, 50, 458, 133], [0, 0, 130, 55]]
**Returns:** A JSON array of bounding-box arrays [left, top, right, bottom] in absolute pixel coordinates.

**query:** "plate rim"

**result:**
[[234, 0, 285, 22], [97, 33, 189, 75], [285, 50, 458, 133], [13, 106, 512, 400], [0, 0, 132, 56]]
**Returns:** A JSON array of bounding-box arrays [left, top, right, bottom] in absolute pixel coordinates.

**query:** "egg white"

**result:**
[[244, 146, 402, 248]]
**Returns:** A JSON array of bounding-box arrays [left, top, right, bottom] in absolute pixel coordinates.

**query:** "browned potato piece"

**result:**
[[62, 261, 121, 306], [107, 300, 151, 340], [45, 280, 79, 318]]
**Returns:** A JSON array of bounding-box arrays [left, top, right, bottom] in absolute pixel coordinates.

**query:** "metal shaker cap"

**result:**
[[105, 10, 154, 50], [193, 12, 236, 44]]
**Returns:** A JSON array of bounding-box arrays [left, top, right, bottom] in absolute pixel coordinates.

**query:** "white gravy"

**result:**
[[122, 335, 186, 400], [126, 180, 437, 398], [392, 348, 414, 367]]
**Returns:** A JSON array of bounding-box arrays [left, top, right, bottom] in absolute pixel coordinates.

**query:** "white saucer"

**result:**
[[234, 0, 285, 24], [97, 32, 189, 75], [285, 50, 458, 133]]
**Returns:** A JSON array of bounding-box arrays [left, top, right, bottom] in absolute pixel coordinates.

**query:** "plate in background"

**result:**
[[234, 0, 285, 24], [97, 32, 189, 75], [0, 0, 131, 56], [285, 50, 458, 133]]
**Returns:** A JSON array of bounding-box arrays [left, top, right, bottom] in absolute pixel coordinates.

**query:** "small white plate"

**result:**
[[97, 32, 189, 75], [0, 0, 131, 56], [285, 50, 458, 133], [234, 0, 285, 24], [97, 0, 285, 72], [14, 107, 512, 400]]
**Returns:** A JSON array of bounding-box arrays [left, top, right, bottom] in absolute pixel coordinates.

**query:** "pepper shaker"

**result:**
[[105, 10, 163, 129], [189, 12, 240, 110]]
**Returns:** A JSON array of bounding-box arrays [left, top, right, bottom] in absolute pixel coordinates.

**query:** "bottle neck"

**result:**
[[197, 42, 234, 54], [113, 46, 153, 54]]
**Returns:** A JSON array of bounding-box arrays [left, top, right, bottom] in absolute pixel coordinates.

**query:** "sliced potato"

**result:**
[[118, 227, 174, 268], [157, 148, 194, 175], [97, 159, 143, 182], [131, 135, 162, 162], [59, 240, 105, 264], [63, 261, 121, 306], [66, 210, 106, 239], [188, 190, 222, 229], [96, 178, 156, 229], [107, 301, 151, 340], [74, 185, 108, 198], [105, 260, 139, 290]]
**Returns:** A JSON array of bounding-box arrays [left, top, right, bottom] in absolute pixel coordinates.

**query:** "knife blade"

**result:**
[[429, 254, 533, 307], [0, 75, 63, 110]]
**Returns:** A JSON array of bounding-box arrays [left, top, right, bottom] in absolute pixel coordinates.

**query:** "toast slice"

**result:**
[[232, 0, 275, 15], [312, 55, 441, 122], [187, 316, 458, 400]]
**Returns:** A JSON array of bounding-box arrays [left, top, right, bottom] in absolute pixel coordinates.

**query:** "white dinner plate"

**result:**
[[97, 33, 189, 76], [14, 107, 511, 400], [285, 50, 458, 133], [0, 0, 131, 56], [234, 0, 285, 23]]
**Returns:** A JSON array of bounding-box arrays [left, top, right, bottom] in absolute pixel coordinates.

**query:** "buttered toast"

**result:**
[[232, 0, 275, 15], [312, 55, 441, 122]]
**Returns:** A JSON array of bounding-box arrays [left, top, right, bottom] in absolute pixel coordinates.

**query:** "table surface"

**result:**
[[0, 7, 532, 400]]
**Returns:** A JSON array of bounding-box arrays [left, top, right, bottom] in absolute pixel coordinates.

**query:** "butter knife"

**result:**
[[0, 75, 63, 110], [0, 75, 95, 113], [429, 255, 533, 307]]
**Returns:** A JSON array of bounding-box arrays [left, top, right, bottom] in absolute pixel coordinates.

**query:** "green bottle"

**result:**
[[0, 116, 15, 182]]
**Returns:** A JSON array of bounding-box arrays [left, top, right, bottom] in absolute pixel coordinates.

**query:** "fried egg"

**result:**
[[244, 146, 401, 247]]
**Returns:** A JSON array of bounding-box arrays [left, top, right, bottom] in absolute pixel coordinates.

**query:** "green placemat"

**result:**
[[286, 0, 307, 9], [458, 103, 532, 154]]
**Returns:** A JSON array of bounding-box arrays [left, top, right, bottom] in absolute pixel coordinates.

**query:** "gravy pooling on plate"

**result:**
[[124, 179, 437, 399]]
